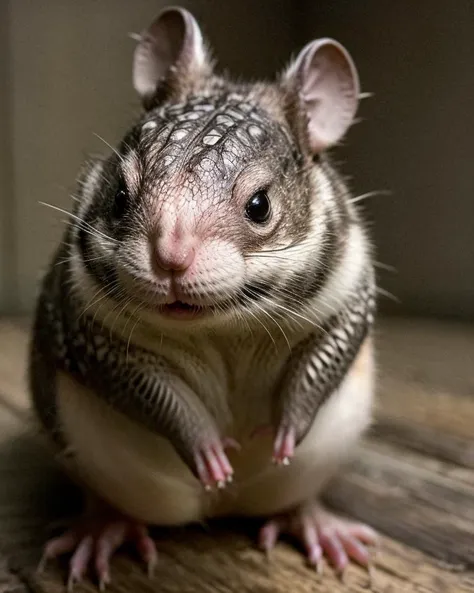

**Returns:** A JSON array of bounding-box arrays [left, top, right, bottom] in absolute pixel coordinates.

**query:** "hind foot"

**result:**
[[38, 505, 157, 591], [259, 502, 378, 580]]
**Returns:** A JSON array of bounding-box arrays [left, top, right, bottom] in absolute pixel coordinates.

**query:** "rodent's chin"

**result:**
[[135, 295, 239, 330], [158, 301, 208, 321]]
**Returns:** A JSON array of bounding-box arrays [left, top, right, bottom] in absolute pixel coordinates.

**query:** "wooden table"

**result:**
[[0, 316, 473, 592]]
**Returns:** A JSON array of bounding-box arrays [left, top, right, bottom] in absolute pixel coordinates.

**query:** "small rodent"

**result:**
[[30, 6, 378, 589]]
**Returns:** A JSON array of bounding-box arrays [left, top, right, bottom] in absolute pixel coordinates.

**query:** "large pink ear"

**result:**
[[282, 38, 360, 154], [133, 7, 212, 108]]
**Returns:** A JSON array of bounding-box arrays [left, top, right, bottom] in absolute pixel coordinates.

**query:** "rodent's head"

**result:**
[[72, 7, 361, 331]]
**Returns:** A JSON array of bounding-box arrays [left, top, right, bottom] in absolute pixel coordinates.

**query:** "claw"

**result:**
[[336, 566, 347, 583], [258, 503, 378, 581], [67, 573, 80, 593], [258, 520, 281, 558], [68, 535, 94, 591], [272, 425, 295, 465], [133, 524, 158, 579], [315, 559, 324, 576], [194, 438, 236, 491], [367, 562, 376, 589], [39, 517, 157, 589], [99, 571, 111, 592], [147, 557, 157, 579]]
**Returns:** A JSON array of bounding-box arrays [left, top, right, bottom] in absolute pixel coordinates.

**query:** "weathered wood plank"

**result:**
[[366, 437, 474, 489], [324, 441, 474, 570], [375, 317, 474, 440], [24, 535, 474, 593], [372, 417, 474, 469], [376, 317, 474, 395]]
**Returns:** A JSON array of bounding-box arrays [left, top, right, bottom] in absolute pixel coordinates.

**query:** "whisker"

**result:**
[[245, 296, 291, 352], [270, 281, 337, 321], [349, 189, 392, 205], [95, 286, 128, 327], [240, 304, 277, 349], [376, 286, 399, 303], [374, 261, 397, 273], [262, 292, 326, 334], [124, 303, 144, 364], [92, 287, 124, 327], [39, 201, 117, 244], [108, 295, 137, 340], [93, 133, 125, 164], [80, 285, 119, 320]]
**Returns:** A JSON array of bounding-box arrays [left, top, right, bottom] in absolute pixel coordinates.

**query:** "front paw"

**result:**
[[249, 423, 296, 466], [194, 437, 239, 491]]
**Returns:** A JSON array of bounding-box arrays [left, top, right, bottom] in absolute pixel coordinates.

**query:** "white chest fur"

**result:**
[[56, 336, 374, 525]]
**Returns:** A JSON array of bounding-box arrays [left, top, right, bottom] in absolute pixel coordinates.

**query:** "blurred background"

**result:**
[[0, 0, 473, 318]]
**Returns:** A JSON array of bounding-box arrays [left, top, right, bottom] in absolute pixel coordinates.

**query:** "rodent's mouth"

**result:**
[[159, 301, 207, 320]]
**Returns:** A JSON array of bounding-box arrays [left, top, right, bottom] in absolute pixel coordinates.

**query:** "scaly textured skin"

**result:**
[[273, 273, 375, 464]]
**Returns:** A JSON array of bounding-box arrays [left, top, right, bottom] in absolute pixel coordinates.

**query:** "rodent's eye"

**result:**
[[245, 190, 271, 225], [112, 182, 128, 219]]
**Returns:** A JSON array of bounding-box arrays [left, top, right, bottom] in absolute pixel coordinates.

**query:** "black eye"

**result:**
[[245, 190, 271, 225], [112, 182, 128, 219]]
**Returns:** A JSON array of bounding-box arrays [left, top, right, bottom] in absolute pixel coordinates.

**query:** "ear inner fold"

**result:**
[[285, 38, 360, 154], [133, 7, 209, 107]]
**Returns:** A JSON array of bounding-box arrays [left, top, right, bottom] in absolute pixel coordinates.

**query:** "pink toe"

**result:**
[[95, 523, 126, 585], [68, 535, 93, 590], [212, 443, 233, 479], [133, 525, 158, 576], [337, 531, 371, 567], [259, 521, 280, 553], [347, 524, 379, 545], [319, 530, 348, 573], [194, 452, 212, 488], [273, 426, 295, 464], [204, 448, 226, 484], [39, 531, 79, 571], [301, 520, 322, 567], [195, 440, 236, 489]]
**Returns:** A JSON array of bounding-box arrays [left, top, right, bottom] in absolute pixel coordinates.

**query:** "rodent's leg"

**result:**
[[32, 339, 235, 490], [38, 494, 157, 590], [54, 306, 238, 490], [258, 501, 378, 580], [272, 278, 375, 464], [89, 363, 237, 490]]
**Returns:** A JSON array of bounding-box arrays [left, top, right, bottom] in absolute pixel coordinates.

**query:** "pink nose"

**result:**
[[155, 237, 196, 272]]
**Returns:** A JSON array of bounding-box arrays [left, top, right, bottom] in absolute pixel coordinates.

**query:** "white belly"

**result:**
[[56, 338, 374, 524]]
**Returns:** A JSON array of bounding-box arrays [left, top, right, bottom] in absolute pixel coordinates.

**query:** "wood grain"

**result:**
[[325, 442, 474, 570], [371, 418, 474, 468]]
